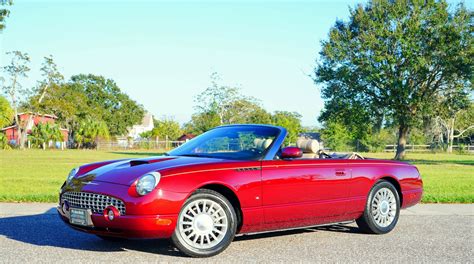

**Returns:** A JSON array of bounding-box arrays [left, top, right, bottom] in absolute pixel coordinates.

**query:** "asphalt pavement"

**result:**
[[0, 203, 472, 263]]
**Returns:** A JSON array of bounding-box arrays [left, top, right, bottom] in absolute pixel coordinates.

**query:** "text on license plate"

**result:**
[[69, 208, 93, 226]]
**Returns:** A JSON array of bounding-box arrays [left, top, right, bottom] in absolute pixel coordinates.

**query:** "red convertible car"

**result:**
[[58, 124, 422, 257]]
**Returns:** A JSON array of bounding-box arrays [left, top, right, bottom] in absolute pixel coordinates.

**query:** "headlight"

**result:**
[[136, 172, 160, 196], [67, 167, 79, 183]]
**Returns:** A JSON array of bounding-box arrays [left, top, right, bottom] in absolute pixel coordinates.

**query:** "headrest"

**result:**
[[296, 138, 320, 153], [254, 138, 273, 150]]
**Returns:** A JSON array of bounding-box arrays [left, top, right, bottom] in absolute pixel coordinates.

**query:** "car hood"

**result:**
[[74, 156, 230, 186]]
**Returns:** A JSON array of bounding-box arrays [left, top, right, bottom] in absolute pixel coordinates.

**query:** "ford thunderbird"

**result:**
[[58, 124, 423, 257]]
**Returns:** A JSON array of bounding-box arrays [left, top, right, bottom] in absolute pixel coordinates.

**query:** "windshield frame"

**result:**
[[167, 124, 287, 161]]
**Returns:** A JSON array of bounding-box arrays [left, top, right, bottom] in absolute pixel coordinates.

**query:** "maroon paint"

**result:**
[[59, 155, 422, 238]]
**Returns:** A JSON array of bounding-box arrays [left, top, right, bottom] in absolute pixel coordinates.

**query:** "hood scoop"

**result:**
[[130, 157, 174, 167]]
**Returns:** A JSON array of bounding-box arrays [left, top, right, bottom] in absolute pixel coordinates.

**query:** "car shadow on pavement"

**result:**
[[0, 210, 363, 256], [0, 211, 182, 257], [234, 224, 362, 241]]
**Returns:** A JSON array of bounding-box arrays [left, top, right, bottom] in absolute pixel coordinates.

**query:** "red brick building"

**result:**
[[177, 134, 196, 142], [1, 112, 69, 145]]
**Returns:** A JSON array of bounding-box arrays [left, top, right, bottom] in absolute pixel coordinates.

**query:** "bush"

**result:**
[[321, 121, 352, 151], [0, 133, 12, 150], [359, 129, 395, 152]]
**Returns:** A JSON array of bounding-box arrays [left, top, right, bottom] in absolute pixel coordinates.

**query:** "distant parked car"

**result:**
[[58, 124, 423, 257]]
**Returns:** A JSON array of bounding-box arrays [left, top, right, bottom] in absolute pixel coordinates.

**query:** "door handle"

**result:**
[[335, 169, 346, 176]]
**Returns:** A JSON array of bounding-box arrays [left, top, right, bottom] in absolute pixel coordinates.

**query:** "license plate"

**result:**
[[69, 208, 93, 227]]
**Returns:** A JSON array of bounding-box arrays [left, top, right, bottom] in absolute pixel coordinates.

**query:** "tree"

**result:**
[[0, 132, 11, 149], [28, 82, 94, 146], [248, 107, 272, 124], [74, 118, 109, 149], [318, 97, 383, 145], [315, 0, 473, 159], [271, 111, 303, 145], [434, 86, 474, 152], [36, 55, 64, 103], [21, 55, 64, 147], [321, 120, 352, 151], [28, 122, 63, 150], [152, 117, 183, 140], [29, 74, 145, 147], [1, 51, 30, 148], [0, 95, 13, 128], [184, 111, 221, 135], [359, 128, 395, 152], [436, 101, 474, 152], [0, 0, 12, 32], [194, 73, 265, 125], [69, 74, 145, 136]]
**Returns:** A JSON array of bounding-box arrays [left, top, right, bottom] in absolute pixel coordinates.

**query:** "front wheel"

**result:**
[[171, 189, 237, 257], [356, 180, 400, 234]]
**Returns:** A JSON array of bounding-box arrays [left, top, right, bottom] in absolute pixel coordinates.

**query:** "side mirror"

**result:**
[[281, 147, 303, 159]]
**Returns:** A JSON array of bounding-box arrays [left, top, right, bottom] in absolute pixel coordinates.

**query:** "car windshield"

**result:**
[[168, 126, 281, 160]]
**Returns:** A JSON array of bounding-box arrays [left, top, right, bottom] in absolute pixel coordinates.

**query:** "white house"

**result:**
[[127, 112, 154, 139]]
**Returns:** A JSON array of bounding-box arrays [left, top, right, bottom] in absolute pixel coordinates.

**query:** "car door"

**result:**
[[260, 159, 351, 230]]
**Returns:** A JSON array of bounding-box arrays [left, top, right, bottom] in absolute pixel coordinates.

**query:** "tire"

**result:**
[[171, 189, 237, 258], [356, 180, 400, 234], [96, 235, 125, 242]]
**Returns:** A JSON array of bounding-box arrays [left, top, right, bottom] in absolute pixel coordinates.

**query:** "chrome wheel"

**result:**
[[371, 187, 397, 227], [178, 198, 229, 249]]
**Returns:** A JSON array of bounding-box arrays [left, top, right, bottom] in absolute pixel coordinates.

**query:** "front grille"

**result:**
[[61, 191, 126, 215]]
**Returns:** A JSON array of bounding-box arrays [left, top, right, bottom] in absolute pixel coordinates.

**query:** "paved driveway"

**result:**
[[0, 203, 472, 263]]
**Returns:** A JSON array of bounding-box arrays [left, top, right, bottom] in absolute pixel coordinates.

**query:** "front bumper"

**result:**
[[57, 206, 178, 239], [58, 181, 187, 239]]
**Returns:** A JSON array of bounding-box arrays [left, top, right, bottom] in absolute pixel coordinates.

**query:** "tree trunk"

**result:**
[[446, 118, 455, 153], [13, 111, 21, 149], [20, 114, 34, 149], [394, 125, 409, 160]]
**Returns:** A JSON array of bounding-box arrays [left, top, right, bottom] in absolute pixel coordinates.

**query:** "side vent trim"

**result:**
[[235, 167, 261, 172]]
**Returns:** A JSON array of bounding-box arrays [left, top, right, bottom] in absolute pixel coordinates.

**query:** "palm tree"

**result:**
[[74, 118, 109, 149], [29, 123, 63, 149]]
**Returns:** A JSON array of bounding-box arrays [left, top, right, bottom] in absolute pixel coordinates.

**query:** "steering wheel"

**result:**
[[317, 150, 332, 159]]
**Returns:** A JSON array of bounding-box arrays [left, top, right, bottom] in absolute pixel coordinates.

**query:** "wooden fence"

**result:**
[[384, 144, 474, 153]]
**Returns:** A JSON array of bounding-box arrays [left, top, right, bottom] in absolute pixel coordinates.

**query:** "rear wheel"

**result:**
[[356, 180, 400, 234], [171, 189, 237, 257]]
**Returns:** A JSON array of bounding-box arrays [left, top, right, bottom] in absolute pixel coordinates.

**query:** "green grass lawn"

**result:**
[[364, 152, 474, 203], [0, 150, 472, 203]]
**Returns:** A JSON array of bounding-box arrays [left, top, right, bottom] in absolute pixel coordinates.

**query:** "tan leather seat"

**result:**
[[296, 138, 321, 159], [254, 138, 273, 150]]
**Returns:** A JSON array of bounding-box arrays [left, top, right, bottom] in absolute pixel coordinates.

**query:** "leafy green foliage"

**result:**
[[74, 118, 109, 149], [152, 117, 183, 140], [0, 132, 11, 149], [187, 73, 276, 134], [31, 83, 91, 130], [0, 95, 13, 128], [321, 121, 352, 151], [0, 0, 12, 32], [139, 130, 153, 139], [315, 0, 473, 159], [192, 73, 269, 126], [185, 111, 222, 135], [28, 122, 63, 149], [359, 129, 396, 152], [1, 51, 31, 148], [69, 74, 145, 136], [31, 73, 145, 147], [271, 111, 302, 145], [33, 55, 64, 104], [187, 74, 303, 140]]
